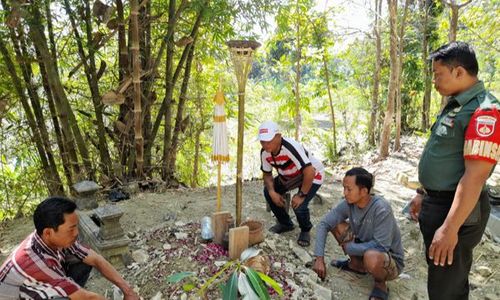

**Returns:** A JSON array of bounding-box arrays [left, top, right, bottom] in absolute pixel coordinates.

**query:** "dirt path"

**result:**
[[1, 136, 499, 299]]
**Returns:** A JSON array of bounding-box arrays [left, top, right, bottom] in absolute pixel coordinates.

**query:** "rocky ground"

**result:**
[[1, 136, 499, 299]]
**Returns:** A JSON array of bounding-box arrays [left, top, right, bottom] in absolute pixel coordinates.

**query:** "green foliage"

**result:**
[[222, 271, 238, 300], [169, 249, 283, 299]]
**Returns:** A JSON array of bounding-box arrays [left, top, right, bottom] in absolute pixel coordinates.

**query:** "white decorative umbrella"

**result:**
[[212, 87, 229, 211]]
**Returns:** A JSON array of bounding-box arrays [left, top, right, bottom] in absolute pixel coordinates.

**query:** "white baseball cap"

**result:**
[[258, 121, 280, 141]]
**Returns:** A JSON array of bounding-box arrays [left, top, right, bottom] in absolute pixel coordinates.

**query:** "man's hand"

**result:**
[[291, 194, 305, 209], [428, 225, 458, 266], [269, 190, 286, 207], [312, 257, 326, 281], [409, 194, 423, 221], [123, 289, 140, 300]]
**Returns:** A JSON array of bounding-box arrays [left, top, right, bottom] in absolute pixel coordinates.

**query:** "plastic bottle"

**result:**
[[201, 216, 214, 241]]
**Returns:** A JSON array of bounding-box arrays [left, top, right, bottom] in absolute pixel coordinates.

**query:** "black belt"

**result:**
[[425, 189, 456, 199]]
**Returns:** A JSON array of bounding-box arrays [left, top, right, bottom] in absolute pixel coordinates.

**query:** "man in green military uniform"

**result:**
[[409, 42, 500, 300]]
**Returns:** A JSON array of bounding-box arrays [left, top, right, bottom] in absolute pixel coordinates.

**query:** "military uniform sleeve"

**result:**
[[463, 106, 500, 163]]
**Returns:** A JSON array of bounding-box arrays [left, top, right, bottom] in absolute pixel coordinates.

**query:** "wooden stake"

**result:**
[[229, 225, 249, 260], [212, 211, 231, 245]]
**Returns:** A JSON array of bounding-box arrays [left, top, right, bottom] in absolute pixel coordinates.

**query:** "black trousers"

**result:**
[[418, 190, 490, 300], [264, 176, 321, 232], [63, 254, 92, 287]]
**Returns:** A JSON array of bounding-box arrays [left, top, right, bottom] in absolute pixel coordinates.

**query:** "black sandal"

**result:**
[[269, 223, 294, 234], [331, 259, 367, 275], [297, 231, 310, 247]]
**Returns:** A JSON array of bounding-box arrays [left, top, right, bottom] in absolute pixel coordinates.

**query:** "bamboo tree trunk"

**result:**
[[421, 0, 432, 131], [140, 2, 152, 173], [7, 27, 65, 194], [167, 39, 196, 173], [162, 0, 177, 180], [116, 0, 128, 82], [37, 51, 74, 187], [294, 0, 301, 140], [369, 0, 382, 147], [26, 7, 94, 179], [44, 0, 58, 70], [147, 8, 204, 179], [131, 0, 144, 177], [322, 51, 337, 155], [0, 37, 63, 195], [394, 0, 410, 151], [63, 0, 112, 176], [380, 0, 398, 158]]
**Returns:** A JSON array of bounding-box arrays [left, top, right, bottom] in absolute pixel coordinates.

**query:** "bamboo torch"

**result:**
[[226, 40, 260, 225]]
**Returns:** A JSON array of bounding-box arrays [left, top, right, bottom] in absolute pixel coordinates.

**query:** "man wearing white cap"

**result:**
[[258, 121, 324, 247]]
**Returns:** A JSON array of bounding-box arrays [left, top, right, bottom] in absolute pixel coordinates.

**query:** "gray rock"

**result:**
[[266, 239, 277, 251], [272, 262, 282, 269], [214, 260, 227, 267], [163, 243, 172, 250], [485, 293, 499, 300], [150, 292, 163, 300], [73, 180, 101, 194], [124, 182, 140, 195], [308, 280, 332, 300], [112, 285, 123, 300], [475, 265, 492, 277], [132, 249, 149, 264], [286, 278, 302, 300], [292, 246, 313, 265], [175, 232, 188, 239]]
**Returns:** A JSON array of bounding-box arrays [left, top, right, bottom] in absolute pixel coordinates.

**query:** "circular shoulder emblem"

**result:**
[[476, 115, 496, 137]]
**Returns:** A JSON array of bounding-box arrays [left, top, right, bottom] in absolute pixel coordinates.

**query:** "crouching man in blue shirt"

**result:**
[[312, 167, 404, 300]]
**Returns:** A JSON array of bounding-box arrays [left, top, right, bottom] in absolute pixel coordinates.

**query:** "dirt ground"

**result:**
[[1, 136, 499, 299]]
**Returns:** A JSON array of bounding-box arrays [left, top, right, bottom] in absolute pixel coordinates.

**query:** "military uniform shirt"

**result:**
[[418, 81, 500, 191]]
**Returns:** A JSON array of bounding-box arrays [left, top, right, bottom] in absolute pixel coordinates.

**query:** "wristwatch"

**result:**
[[416, 187, 426, 195], [297, 190, 307, 198]]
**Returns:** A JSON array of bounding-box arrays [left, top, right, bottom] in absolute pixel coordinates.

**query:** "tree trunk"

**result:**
[[379, 0, 398, 158], [63, 0, 112, 176], [322, 50, 337, 155], [421, 0, 432, 131], [167, 39, 196, 174], [442, 0, 472, 109], [26, 6, 94, 180], [162, 0, 177, 180], [0, 37, 63, 195], [369, 0, 382, 147], [130, 0, 144, 177], [394, 0, 410, 151], [294, 0, 302, 140], [44, 0, 58, 70]]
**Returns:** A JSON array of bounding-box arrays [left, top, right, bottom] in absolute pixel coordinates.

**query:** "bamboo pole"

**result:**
[[217, 161, 222, 211], [131, 0, 143, 177]]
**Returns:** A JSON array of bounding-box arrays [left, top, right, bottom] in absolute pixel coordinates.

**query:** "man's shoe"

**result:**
[[269, 223, 295, 234]]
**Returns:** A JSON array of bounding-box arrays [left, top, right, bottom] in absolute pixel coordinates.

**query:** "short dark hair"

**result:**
[[33, 196, 77, 235], [345, 167, 374, 193], [429, 41, 478, 76]]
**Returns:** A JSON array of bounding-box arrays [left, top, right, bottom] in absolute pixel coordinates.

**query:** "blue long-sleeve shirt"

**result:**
[[314, 195, 405, 272]]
